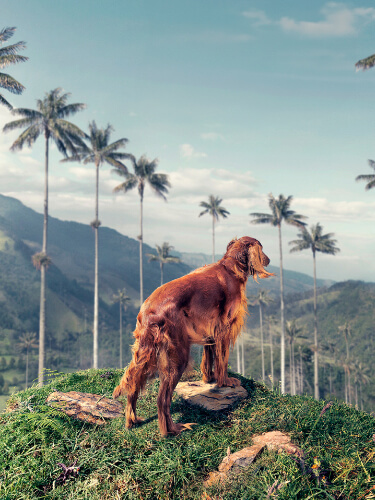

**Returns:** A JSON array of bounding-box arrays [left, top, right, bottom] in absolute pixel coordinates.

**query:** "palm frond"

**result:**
[[10, 107, 43, 119], [3, 116, 41, 134], [0, 27, 17, 43], [113, 176, 138, 193], [0, 93, 12, 109], [356, 160, 375, 190], [0, 72, 25, 94], [100, 138, 129, 155], [103, 155, 128, 171], [289, 240, 310, 253], [250, 213, 274, 224], [59, 102, 86, 118], [9, 123, 41, 150], [0, 53, 28, 69], [355, 54, 375, 71]]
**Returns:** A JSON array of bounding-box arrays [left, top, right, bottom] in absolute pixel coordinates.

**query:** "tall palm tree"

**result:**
[[64, 121, 130, 369], [321, 339, 337, 394], [356, 160, 375, 191], [113, 155, 170, 304], [147, 242, 181, 286], [199, 195, 230, 262], [285, 319, 304, 395], [352, 361, 370, 410], [338, 322, 351, 404], [3, 88, 86, 385], [289, 223, 339, 399], [249, 289, 273, 381], [16, 332, 38, 389], [112, 289, 131, 369], [250, 193, 307, 394], [267, 314, 278, 386], [355, 54, 375, 71], [0, 26, 28, 109]]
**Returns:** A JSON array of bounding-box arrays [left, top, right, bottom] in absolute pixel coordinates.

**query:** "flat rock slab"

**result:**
[[204, 431, 303, 487], [46, 391, 124, 425], [175, 381, 248, 411]]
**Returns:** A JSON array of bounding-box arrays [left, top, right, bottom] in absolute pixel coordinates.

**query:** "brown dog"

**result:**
[[113, 236, 273, 436]]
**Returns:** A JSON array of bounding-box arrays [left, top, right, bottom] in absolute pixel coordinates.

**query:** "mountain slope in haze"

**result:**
[[0, 194, 192, 303], [0, 193, 334, 305]]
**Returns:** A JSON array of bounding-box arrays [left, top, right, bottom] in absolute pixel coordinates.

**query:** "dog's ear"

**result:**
[[226, 238, 249, 265], [248, 243, 274, 281], [226, 239, 237, 252]]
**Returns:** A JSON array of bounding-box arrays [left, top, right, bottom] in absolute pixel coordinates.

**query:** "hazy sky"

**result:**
[[1, 1, 375, 282]]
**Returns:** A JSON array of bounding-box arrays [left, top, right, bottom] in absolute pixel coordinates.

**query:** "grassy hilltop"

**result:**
[[1, 368, 375, 499]]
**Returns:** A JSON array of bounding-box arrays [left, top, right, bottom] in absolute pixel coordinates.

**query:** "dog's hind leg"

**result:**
[[201, 344, 215, 383], [157, 344, 195, 436], [113, 337, 157, 429]]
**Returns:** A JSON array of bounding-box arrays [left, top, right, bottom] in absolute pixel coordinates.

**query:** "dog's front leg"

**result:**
[[201, 344, 215, 383], [214, 335, 241, 388]]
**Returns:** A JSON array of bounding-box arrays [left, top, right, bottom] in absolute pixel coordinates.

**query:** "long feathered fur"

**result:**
[[113, 236, 273, 436]]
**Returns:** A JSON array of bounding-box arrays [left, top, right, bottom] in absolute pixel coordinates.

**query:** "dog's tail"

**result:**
[[113, 329, 158, 399]]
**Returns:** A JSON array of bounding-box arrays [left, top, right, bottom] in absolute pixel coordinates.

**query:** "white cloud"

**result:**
[[200, 132, 224, 141], [279, 3, 375, 37], [294, 197, 375, 222], [168, 167, 257, 203], [179, 143, 207, 159], [242, 10, 271, 26]]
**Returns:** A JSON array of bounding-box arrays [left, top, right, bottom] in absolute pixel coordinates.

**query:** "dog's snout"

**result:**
[[262, 252, 270, 267]]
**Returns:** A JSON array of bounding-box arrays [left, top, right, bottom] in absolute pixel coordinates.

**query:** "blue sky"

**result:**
[[1, 1, 375, 281]]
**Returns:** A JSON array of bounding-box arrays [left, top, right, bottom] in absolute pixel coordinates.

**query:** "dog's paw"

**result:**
[[223, 377, 241, 388], [126, 416, 144, 429], [166, 422, 197, 436], [112, 385, 123, 399]]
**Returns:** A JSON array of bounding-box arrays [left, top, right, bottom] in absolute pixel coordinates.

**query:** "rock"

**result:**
[[175, 381, 248, 411], [46, 391, 124, 425], [204, 431, 303, 487], [204, 445, 264, 487], [252, 430, 304, 458]]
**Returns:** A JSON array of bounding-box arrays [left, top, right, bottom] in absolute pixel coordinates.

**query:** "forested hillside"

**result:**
[[244, 280, 375, 411]]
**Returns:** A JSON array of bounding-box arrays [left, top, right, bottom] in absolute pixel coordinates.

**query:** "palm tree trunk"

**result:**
[[292, 340, 296, 395], [139, 196, 144, 304], [269, 325, 274, 386], [93, 160, 99, 369], [236, 340, 241, 373], [289, 342, 292, 394], [313, 251, 319, 399], [38, 133, 49, 386], [241, 335, 245, 375], [212, 215, 215, 263], [160, 262, 164, 286], [344, 368, 348, 404], [278, 224, 286, 394], [348, 369, 352, 405], [119, 301, 123, 368], [299, 347, 304, 394], [259, 303, 265, 381], [25, 348, 29, 390]]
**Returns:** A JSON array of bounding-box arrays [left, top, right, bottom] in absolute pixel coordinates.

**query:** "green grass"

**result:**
[[1, 368, 374, 499]]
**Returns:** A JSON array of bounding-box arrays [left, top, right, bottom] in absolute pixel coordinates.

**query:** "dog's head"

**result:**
[[225, 236, 274, 281]]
